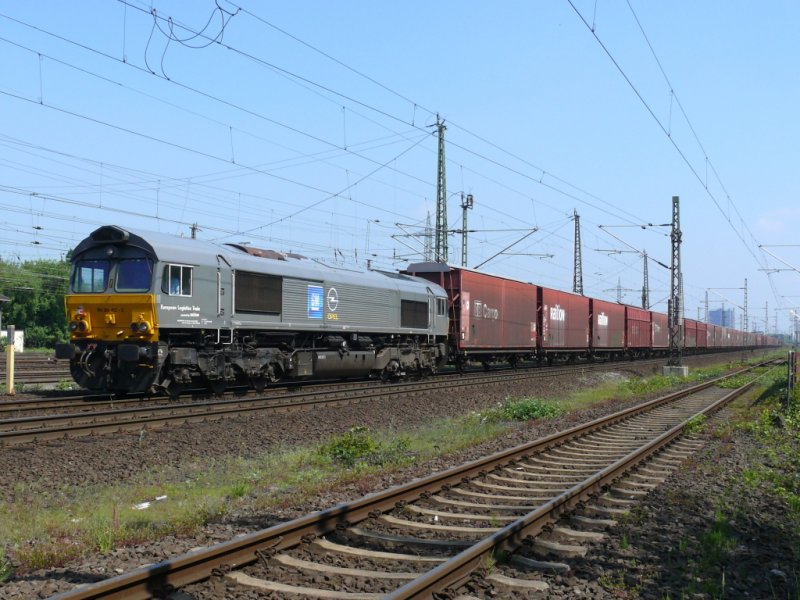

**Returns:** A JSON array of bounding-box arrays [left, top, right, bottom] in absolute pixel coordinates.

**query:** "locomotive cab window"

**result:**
[[72, 259, 110, 293], [117, 258, 153, 292], [436, 297, 446, 316], [162, 264, 193, 296]]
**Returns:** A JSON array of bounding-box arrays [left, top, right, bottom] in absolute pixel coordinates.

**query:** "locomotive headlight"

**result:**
[[77, 320, 88, 332], [137, 321, 150, 333], [130, 322, 139, 333], [69, 321, 79, 332]]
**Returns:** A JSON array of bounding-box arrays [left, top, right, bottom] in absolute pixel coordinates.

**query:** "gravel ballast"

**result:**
[[2, 352, 794, 599]]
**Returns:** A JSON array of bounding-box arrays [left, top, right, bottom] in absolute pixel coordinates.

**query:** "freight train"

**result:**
[[403, 263, 777, 367], [55, 226, 778, 394]]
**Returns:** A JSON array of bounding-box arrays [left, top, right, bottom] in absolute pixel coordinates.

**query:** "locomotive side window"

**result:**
[[436, 297, 446, 316], [401, 300, 429, 329], [235, 271, 282, 314], [117, 258, 153, 292], [72, 259, 110, 293], [162, 264, 193, 296]]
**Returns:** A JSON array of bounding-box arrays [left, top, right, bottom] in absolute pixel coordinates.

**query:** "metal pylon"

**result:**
[[668, 196, 683, 366], [573, 210, 584, 295], [434, 116, 448, 263]]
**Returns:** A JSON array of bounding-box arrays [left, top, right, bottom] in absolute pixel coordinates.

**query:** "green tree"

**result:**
[[0, 257, 70, 349]]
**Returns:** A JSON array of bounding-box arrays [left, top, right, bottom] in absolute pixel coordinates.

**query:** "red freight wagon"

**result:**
[[708, 324, 719, 348], [590, 299, 625, 351], [721, 328, 730, 347], [719, 326, 730, 347], [625, 306, 652, 350], [403, 263, 538, 357], [697, 321, 708, 349], [539, 287, 590, 351], [652, 311, 669, 349], [684, 319, 698, 349]]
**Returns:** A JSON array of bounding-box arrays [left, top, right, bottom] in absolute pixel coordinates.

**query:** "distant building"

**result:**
[[709, 307, 735, 327]]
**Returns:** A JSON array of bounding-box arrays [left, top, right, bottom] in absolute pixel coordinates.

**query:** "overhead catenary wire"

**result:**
[[1, 7, 660, 244], [565, 0, 769, 274], [0, 5, 786, 322]]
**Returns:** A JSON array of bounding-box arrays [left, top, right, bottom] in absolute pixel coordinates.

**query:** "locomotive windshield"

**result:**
[[71, 259, 110, 293], [71, 258, 154, 293], [116, 258, 153, 292]]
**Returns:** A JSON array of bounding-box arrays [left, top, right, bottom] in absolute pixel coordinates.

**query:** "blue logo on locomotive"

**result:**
[[308, 285, 324, 319]]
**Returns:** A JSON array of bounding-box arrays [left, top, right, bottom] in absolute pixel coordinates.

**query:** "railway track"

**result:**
[[0, 359, 663, 445], [0, 352, 72, 385], [51, 361, 776, 600], [0, 348, 750, 416], [0, 352, 72, 389]]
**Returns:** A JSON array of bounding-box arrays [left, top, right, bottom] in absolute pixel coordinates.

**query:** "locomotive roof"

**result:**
[[74, 226, 446, 295]]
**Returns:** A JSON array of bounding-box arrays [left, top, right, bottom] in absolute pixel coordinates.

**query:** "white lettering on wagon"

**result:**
[[473, 300, 499, 320], [549, 304, 565, 322]]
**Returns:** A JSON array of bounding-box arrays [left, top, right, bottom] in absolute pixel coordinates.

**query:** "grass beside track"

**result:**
[[598, 362, 800, 598], [0, 352, 787, 576]]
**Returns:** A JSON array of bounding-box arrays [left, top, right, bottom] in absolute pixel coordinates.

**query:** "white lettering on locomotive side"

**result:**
[[549, 304, 565, 322], [597, 313, 608, 326]]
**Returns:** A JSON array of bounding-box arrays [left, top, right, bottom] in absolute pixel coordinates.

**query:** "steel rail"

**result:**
[[386, 367, 774, 598], [0, 358, 669, 445], [49, 362, 772, 600]]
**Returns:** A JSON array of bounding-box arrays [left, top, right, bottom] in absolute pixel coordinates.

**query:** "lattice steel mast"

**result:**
[[668, 196, 683, 366], [460, 193, 474, 267], [434, 115, 448, 263], [743, 277, 748, 331], [572, 210, 584, 295], [423, 211, 433, 262], [642, 250, 649, 309]]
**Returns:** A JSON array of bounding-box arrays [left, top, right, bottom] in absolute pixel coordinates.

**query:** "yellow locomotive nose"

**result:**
[[65, 294, 158, 341]]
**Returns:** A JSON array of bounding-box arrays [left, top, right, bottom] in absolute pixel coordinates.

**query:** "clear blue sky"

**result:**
[[1, 1, 798, 333]]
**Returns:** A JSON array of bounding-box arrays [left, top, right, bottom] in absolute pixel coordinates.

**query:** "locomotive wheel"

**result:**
[[251, 377, 266, 392], [380, 360, 401, 382], [208, 379, 226, 396], [165, 381, 182, 401], [411, 359, 423, 380], [266, 363, 283, 384]]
